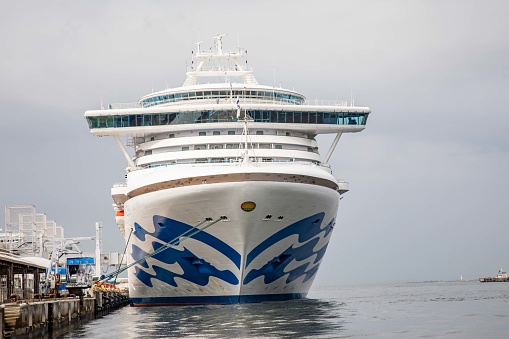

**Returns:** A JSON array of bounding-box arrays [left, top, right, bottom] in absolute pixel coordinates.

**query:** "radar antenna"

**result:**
[[213, 34, 227, 55], [183, 34, 258, 87]]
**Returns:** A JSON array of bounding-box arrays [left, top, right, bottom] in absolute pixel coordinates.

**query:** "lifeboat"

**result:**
[[115, 210, 125, 235]]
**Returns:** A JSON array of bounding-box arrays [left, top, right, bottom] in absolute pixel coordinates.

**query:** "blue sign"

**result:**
[[66, 257, 95, 265]]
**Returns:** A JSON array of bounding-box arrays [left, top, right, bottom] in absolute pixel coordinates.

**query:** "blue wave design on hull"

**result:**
[[243, 238, 330, 285], [131, 243, 239, 287], [243, 214, 333, 285], [245, 213, 332, 267], [130, 213, 333, 292], [131, 216, 240, 288]]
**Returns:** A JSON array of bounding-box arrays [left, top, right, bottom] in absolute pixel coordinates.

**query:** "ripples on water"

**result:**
[[59, 281, 509, 338]]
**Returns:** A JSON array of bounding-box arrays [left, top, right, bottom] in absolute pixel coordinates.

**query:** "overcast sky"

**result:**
[[1, 0, 508, 285]]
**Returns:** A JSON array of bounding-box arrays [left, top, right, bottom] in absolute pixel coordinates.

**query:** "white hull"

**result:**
[[124, 165, 339, 305], [85, 35, 370, 305]]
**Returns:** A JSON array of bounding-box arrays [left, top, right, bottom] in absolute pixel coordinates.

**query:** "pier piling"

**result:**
[[1, 291, 129, 338]]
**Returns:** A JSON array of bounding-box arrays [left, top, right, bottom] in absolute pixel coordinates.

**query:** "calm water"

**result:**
[[59, 281, 509, 338]]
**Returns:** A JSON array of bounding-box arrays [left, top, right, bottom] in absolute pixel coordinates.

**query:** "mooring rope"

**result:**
[[112, 228, 133, 284], [98, 217, 224, 283]]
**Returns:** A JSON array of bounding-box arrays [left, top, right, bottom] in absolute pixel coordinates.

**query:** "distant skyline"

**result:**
[[1, 0, 508, 285]]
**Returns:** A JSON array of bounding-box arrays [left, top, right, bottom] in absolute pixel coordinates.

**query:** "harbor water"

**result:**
[[58, 281, 508, 338]]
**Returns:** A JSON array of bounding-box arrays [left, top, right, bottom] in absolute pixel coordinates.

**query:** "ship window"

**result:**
[[195, 144, 207, 150], [145, 150, 152, 155], [196, 158, 208, 163], [259, 144, 271, 149], [261, 158, 272, 162], [226, 144, 240, 149], [256, 131, 264, 135], [228, 131, 235, 135], [211, 144, 224, 149], [169, 134, 175, 138], [275, 144, 283, 149], [211, 158, 224, 163], [213, 131, 220, 135], [182, 146, 189, 151], [199, 132, 206, 136], [285, 132, 291, 136], [146, 115, 155, 126]]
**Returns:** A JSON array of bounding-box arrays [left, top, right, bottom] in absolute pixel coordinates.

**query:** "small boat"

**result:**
[[479, 267, 509, 282]]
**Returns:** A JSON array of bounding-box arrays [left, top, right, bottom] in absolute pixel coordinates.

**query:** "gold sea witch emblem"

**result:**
[[241, 201, 256, 212]]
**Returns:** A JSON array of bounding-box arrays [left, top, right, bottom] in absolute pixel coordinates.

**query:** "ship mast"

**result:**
[[183, 34, 258, 87], [242, 113, 251, 163]]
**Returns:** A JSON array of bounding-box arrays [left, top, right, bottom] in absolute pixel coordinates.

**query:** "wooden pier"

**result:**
[[1, 290, 129, 338], [0, 253, 129, 338]]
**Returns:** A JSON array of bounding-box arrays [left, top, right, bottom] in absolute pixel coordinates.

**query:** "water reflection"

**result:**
[[60, 298, 345, 339]]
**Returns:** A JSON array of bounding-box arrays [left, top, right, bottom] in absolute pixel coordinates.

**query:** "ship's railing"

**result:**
[[144, 158, 328, 169], [103, 99, 349, 110], [107, 103, 141, 109], [186, 65, 255, 72], [112, 182, 127, 187], [304, 100, 349, 106]]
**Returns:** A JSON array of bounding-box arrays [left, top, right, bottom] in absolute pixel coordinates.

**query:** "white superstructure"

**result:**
[[85, 35, 370, 305]]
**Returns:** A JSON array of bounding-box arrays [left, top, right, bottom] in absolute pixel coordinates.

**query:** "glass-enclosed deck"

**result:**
[[86, 109, 369, 130]]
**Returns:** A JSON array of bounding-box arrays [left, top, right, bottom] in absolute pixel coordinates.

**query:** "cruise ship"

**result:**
[[84, 35, 370, 305]]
